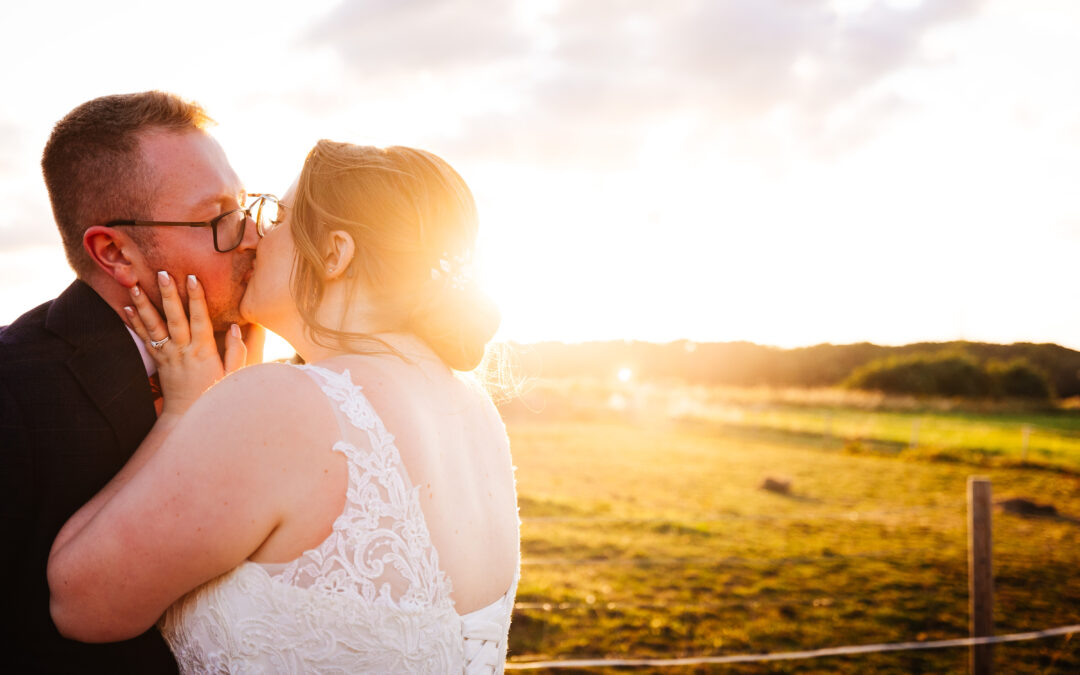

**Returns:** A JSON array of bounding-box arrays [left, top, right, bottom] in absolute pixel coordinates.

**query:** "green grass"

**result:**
[[502, 378, 1080, 470], [505, 416, 1080, 673], [728, 405, 1080, 469]]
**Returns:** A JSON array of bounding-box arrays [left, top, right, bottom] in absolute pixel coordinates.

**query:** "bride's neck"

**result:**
[[296, 331, 438, 366], [277, 280, 378, 362], [271, 280, 438, 365]]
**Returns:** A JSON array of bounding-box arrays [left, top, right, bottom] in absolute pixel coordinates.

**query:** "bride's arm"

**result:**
[[47, 361, 333, 643], [46, 274, 335, 644], [51, 274, 246, 556]]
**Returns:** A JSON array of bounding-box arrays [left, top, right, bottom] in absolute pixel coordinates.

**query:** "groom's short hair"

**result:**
[[41, 91, 214, 278]]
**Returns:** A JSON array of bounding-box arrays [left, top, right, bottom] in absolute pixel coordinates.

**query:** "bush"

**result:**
[[845, 351, 1054, 401], [986, 358, 1055, 399], [844, 351, 992, 397]]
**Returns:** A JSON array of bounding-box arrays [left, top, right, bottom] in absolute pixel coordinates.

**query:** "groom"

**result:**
[[0, 91, 261, 673]]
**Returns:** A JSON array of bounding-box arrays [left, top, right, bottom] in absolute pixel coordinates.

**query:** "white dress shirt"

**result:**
[[125, 325, 158, 377]]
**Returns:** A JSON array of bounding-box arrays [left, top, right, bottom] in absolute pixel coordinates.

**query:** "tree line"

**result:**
[[506, 340, 1079, 400]]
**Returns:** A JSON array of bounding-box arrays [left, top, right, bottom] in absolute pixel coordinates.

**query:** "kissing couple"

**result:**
[[1, 91, 519, 674]]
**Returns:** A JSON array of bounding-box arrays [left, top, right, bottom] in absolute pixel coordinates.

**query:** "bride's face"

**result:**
[[240, 177, 299, 332]]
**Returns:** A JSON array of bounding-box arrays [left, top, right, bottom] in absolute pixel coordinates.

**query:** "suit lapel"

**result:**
[[46, 280, 157, 450]]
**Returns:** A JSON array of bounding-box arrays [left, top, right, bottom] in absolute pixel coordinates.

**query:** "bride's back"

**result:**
[[160, 352, 518, 673], [319, 352, 518, 614]]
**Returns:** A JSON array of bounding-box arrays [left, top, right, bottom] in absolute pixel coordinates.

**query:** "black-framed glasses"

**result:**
[[105, 193, 281, 253]]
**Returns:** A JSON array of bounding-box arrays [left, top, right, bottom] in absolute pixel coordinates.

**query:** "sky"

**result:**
[[2, 0, 1080, 353]]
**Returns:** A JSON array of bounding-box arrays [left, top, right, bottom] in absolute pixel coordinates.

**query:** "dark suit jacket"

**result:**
[[0, 280, 178, 674]]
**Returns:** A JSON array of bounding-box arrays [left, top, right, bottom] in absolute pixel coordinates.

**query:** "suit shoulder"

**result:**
[[0, 298, 64, 367]]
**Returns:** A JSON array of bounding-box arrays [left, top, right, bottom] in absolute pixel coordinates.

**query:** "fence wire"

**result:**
[[506, 623, 1080, 669]]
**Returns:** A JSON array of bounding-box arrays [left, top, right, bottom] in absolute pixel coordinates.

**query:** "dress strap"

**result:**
[[294, 363, 400, 448], [293, 364, 357, 442]]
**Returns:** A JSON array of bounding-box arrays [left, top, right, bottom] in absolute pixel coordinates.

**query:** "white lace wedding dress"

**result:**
[[159, 364, 519, 674]]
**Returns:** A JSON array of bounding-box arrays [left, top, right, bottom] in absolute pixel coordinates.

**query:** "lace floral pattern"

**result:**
[[277, 366, 451, 612], [159, 364, 506, 674]]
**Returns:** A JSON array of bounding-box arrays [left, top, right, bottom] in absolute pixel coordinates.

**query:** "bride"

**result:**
[[47, 141, 519, 673]]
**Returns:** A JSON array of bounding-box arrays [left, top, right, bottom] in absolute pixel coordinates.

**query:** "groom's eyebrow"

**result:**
[[191, 191, 245, 213]]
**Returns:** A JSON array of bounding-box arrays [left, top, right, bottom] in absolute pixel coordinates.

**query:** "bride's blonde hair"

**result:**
[[289, 140, 500, 371]]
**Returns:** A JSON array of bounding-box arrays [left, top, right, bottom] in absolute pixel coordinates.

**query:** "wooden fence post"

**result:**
[[968, 476, 994, 675]]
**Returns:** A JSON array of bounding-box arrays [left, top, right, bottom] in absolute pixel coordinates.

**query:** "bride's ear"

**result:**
[[323, 230, 356, 280]]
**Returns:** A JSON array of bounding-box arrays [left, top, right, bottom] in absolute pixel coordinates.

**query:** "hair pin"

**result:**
[[430, 251, 474, 290]]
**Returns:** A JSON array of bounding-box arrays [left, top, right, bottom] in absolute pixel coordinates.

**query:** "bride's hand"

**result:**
[[124, 271, 247, 416]]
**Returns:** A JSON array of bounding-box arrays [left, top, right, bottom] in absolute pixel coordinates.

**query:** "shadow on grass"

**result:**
[[678, 417, 1080, 477]]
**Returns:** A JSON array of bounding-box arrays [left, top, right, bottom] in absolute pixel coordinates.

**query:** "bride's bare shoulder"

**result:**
[[191, 362, 331, 425], [211, 361, 308, 392]]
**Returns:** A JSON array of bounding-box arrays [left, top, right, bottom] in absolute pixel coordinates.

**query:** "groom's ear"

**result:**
[[323, 230, 356, 280], [83, 226, 141, 288]]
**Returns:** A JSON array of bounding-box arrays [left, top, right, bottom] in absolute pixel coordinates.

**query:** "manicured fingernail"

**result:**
[[158, 270, 170, 286], [188, 274, 197, 290], [230, 323, 241, 339], [123, 306, 135, 316], [131, 284, 141, 297]]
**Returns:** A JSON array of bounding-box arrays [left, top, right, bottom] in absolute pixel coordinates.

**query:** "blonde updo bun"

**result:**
[[410, 280, 501, 372]]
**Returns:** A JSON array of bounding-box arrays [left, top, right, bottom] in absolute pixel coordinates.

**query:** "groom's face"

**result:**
[[133, 129, 258, 331]]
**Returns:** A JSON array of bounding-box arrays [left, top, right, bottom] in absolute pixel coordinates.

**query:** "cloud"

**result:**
[[0, 122, 26, 173], [0, 194, 59, 250], [0, 121, 58, 250], [302, 0, 532, 76], [303, 0, 987, 165]]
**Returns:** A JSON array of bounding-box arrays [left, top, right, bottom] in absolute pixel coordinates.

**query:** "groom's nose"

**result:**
[[237, 215, 262, 252]]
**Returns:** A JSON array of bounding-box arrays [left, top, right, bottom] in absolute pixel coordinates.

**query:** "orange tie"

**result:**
[[148, 373, 164, 417]]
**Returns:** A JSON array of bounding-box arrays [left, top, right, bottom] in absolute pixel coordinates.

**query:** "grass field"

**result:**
[[502, 384, 1080, 673], [501, 378, 1080, 470], [722, 406, 1080, 470]]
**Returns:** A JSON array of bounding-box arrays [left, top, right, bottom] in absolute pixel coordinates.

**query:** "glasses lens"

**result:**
[[253, 195, 280, 236], [215, 210, 246, 252]]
